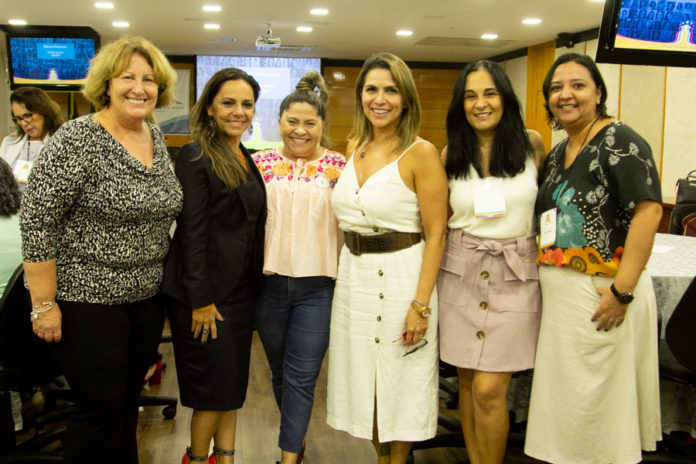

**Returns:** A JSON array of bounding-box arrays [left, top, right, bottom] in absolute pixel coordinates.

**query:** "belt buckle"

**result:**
[[347, 232, 361, 256], [352, 233, 361, 256]]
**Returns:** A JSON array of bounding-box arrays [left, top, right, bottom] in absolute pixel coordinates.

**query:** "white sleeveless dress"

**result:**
[[326, 141, 439, 442]]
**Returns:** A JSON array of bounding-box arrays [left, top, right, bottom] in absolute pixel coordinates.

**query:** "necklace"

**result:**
[[567, 116, 599, 168], [359, 138, 394, 158], [356, 138, 395, 187]]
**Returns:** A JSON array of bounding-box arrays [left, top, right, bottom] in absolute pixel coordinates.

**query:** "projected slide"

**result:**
[[616, 0, 696, 51], [197, 56, 321, 150], [9, 37, 96, 86]]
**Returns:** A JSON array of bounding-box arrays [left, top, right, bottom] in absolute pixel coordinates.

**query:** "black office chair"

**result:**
[[643, 276, 696, 463], [0, 265, 64, 463], [137, 332, 177, 420]]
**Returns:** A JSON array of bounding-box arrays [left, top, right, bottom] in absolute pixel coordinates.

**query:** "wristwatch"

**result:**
[[410, 299, 432, 318], [610, 283, 634, 305]]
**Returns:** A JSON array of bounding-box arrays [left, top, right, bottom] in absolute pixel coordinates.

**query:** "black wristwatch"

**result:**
[[610, 283, 634, 305]]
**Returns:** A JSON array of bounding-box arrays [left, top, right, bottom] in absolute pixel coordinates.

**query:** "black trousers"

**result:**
[[53, 295, 164, 464]]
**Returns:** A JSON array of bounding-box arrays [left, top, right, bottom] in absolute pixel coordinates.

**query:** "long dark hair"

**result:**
[[542, 53, 611, 130], [445, 60, 531, 179], [189, 68, 260, 190], [10, 86, 65, 138], [0, 158, 21, 217]]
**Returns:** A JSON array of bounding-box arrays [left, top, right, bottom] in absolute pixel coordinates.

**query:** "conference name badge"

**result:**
[[13, 160, 34, 183], [473, 177, 506, 218], [539, 208, 557, 249]]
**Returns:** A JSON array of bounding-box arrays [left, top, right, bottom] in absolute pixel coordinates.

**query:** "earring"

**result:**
[[248, 122, 254, 136]]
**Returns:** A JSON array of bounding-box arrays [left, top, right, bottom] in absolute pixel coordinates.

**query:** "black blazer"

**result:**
[[161, 142, 266, 309]]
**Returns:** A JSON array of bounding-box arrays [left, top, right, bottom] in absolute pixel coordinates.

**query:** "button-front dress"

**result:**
[[326, 141, 439, 442]]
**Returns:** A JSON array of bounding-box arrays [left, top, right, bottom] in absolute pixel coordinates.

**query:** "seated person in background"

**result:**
[[0, 157, 24, 431], [0, 87, 64, 190]]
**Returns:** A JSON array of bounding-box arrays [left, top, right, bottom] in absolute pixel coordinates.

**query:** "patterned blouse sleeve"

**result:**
[[20, 121, 89, 262], [604, 123, 662, 210]]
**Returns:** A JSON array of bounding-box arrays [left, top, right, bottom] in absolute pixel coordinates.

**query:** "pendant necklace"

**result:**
[[357, 138, 395, 186], [566, 115, 599, 169]]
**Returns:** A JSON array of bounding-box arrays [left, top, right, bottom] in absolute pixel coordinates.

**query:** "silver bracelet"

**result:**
[[31, 300, 56, 311], [30, 301, 56, 320]]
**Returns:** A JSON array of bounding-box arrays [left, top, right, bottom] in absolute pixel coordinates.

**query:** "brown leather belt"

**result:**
[[344, 231, 422, 256]]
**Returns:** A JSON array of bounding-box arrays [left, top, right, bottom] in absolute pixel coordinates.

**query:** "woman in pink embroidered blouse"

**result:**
[[252, 71, 346, 464]]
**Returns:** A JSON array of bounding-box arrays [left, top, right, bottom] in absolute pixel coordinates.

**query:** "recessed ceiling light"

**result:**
[[202, 5, 221, 12], [522, 18, 542, 25], [310, 8, 329, 15], [297, 26, 313, 32], [396, 30, 413, 36], [94, 2, 114, 8], [481, 33, 498, 40], [112, 21, 129, 27], [204, 23, 220, 30], [8, 19, 27, 25]]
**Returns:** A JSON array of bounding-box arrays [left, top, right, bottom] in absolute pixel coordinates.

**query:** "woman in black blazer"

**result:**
[[162, 68, 266, 464]]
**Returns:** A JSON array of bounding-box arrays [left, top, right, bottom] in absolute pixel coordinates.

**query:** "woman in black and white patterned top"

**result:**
[[20, 36, 183, 464]]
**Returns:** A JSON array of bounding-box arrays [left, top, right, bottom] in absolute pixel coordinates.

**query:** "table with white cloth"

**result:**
[[646, 233, 696, 436], [505, 233, 696, 436]]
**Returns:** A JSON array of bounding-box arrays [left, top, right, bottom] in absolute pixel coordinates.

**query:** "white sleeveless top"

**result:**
[[332, 141, 423, 235], [447, 157, 537, 239]]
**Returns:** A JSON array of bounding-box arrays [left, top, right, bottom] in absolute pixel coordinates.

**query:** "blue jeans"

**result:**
[[256, 274, 334, 453]]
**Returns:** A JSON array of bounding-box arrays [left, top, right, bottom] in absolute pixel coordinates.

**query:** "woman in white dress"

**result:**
[[327, 52, 448, 464]]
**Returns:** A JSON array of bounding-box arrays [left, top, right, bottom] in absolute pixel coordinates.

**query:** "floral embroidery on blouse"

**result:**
[[253, 149, 346, 188]]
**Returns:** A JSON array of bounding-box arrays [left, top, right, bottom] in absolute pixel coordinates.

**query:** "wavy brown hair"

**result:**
[[189, 68, 260, 190]]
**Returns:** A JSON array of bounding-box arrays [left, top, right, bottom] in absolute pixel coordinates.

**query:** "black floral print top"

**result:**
[[21, 115, 183, 304], [535, 121, 661, 277]]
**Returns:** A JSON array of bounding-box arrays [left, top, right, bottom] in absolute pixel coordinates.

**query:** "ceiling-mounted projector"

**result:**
[[255, 36, 281, 51], [256, 23, 281, 51]]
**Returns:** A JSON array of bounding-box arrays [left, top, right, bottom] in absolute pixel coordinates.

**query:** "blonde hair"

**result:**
[[82, 36, 177, 110], [279, 70, 331, 148], [348, 52, 421, 153]]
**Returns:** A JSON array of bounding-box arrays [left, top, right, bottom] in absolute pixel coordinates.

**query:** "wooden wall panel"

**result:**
[[525, 41, 556, 152], [323, 66, 459, 156]]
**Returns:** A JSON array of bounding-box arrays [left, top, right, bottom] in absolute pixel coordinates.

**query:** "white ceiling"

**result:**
[[1, 0, 607, 62]]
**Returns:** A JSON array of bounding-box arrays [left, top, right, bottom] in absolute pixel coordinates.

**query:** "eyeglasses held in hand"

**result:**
[[11, 112, 34, 124], [392, 331, 428, 357]]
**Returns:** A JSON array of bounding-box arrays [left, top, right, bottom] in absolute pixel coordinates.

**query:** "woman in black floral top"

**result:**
[[524, 53, 663, 464], [20, 37, 182, 463]]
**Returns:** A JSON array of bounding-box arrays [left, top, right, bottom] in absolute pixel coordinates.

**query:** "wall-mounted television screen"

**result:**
[[1, 25, 99, 90], [195, 56, 322, 150], [596, 0, 696, 67]]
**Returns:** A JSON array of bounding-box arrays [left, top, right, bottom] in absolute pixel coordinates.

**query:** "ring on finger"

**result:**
[[201, 327, 210, 335]]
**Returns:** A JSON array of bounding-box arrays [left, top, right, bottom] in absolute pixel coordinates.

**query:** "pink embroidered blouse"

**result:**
[[252, 148, 346, 278]]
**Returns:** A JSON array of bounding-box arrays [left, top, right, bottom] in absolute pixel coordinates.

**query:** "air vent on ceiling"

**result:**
[[415, 36, 514, 48]]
